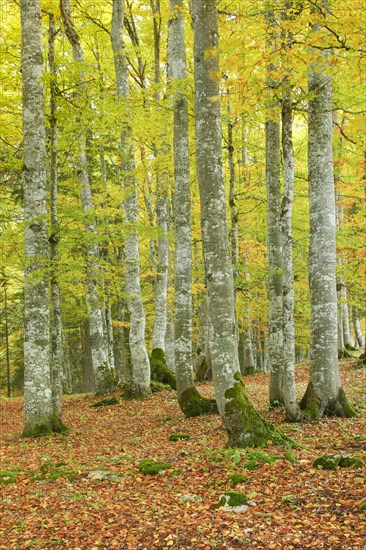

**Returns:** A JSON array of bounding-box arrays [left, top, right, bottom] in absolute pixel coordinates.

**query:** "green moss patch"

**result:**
[[91, 396, 119, 408], [179, 386, 218, 418], [219, 491, 248, 507], [150, 348, 176, 390], [313, 454, 363, 470], [169, 433, 190, 442], [32, 460, 77, 482], [138, 458, 172, 475], [224, 372, 293, 448], [150, 381, 173, 393], [0, 468, 23, 485], [229, 473, 247, 487]]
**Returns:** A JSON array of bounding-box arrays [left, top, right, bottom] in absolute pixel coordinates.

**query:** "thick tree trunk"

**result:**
[[60, 0, 110, 394], [300, 25, 355, 419], [281, 83, 301, 421], [193, 0, 288, 446], [111, 0, 150, 397], [21, 0, 55, 437]]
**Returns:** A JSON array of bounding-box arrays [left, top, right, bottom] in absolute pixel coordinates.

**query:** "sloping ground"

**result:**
[[1, 360, 365, 549]]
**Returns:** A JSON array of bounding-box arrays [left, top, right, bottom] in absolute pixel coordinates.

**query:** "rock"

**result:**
[[87, 470, 125, 483]]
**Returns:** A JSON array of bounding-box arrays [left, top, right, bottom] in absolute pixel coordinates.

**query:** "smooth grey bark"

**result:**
[[266, 6, 284, 406], [352, 307, 365, 349], [21, 0, 54, 436], [60, 0, 110, 394], [150, 0, 169, 354], [193, 0, 284, 446], [300, 17, 355, 418], [113, 296, 131, 383], [165, 308, 175, 372], [111, 0, 150, 396], [227, 100, 238, 293], [48, 13, 64, 424], [169, 0, 198, 407], [280, 82, 301, 421]]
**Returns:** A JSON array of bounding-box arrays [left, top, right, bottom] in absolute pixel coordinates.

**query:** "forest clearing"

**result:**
[[1, 359, 365, 549]]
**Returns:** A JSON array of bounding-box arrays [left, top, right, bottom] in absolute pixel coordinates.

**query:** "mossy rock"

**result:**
[[150, 381, 172, 393], [91, 396, 119, 408], [150, 348, 176, 390], [219, 491, 248, 507], [224, 372, 293, 448], [360, 502, 366, 511], [169, 433, 190, 442], [178, 386, 218, 418], [313, 454, 363, 470], [229, 473, 247, 487], [138, 458, 171, 476]]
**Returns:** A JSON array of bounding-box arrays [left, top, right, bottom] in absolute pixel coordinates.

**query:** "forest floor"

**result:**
[[1, 359, 365, 550]]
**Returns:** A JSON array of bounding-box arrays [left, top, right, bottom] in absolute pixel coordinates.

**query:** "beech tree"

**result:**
[[21, 0, 64, 436], [193, 0, 287, 446], [300, 5, 355, 419], [111, 0, 150, 397]]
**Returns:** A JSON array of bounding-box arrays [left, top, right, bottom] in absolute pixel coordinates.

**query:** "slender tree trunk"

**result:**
[[300, 12, 355, 418], [193, 0, 288, 446], [150, 0, 169, 358], [266, 5, 284, 406], [352, 307, 365, 349], [111, 0, 150, 396], [60, 0, 110, 394], [21, 0, 55, 436], [281, 82, 301, 421], [169, 0, 213, 417], [48, 12, 65, 428]]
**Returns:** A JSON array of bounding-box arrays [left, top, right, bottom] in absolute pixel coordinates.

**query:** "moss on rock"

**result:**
[[224, 372, 293, 448], [150, 348, 176, 390], [138, 458, 171, 475], [150, 381, 172, 393], [178, 386, 218, 418], [219, 491, 248, 507], [313, 454, 363, 470]]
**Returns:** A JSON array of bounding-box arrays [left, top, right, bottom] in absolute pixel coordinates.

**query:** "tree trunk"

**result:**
[[111, 0, 150, 397], [193, 0, 288, 446], [266, 6, 284, 406], [48, 13, 65, 428], [60, 0, 110, 394], [352, 308, 365, 349], [281, 82, 301, 421], [300, 14, 355, 418], [21, 0, 60, 436]]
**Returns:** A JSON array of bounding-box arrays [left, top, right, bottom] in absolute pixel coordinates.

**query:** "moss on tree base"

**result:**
[[196, 357, 209, 382], [300, 382, 357, 420], [178, 386, 218, 418], [22, 422, 53, 438], [150, 348, 176, 390], [224, 373, 293, 448]]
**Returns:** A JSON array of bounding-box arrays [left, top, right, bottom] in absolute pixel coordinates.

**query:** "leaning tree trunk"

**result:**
[[60, 0, 110, 394], [352, 307, 365, 349], [280, 81, 301, 421], [169, 0, 214, 417], [21, 0, 62, 436], [192, 0, 289, 447], [266, 5, 284, 407], [300, 13, 355, 418], [111, 0, 150, 396]]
